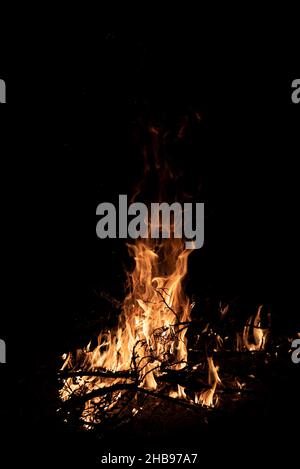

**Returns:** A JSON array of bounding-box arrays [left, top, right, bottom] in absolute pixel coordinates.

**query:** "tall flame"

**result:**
[[59, 124, 271, 424], [60, 236, 193, 414], [97, 238, 191, 381]]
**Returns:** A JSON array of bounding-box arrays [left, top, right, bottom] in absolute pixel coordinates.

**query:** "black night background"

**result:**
[[0, 18, 299, 467]]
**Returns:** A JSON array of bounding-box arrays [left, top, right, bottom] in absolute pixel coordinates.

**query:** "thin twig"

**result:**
[[155, 289, 181, 323]]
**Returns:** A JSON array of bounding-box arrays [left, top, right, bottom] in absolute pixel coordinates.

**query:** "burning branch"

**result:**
[[58, 238, 275, 428], [155, 288, 181, 324]]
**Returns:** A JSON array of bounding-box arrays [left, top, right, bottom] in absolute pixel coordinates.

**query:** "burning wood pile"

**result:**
[[57, 126, 299, 436], [58, 236, 281, 431]]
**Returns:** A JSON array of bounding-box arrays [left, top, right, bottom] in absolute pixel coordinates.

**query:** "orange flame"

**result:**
[[60, 237, 193, 418], [194, 357, 221, 407], [237, 305, 269, 352]]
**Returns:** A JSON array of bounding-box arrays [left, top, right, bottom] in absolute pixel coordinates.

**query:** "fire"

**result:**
[[93, 237, 191, 377], [59, 125, 271, 424], [60, 234, 272, 426], [237, 305, 269, 352], [194, 357, 221, 407], [60, 232, 272, 425], [60, 236, 195, 421]]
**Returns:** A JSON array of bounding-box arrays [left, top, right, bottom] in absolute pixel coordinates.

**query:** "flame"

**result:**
[[237, 305, 269, 352], [60, 237, 193, 420], [59, 238, 271, 423], [194, 357, 221, 407], [92, 238, 191, 376], [59, 124, 275, 426]]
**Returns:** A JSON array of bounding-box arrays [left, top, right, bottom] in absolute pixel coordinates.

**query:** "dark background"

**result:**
[[1, 19, 300, 466]]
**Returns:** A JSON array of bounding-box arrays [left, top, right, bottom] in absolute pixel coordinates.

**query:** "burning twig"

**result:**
[[58, 236, 276, 429], [155, 288, 181, 324], [62, 383, 136, 409], [58, 369, 132, 379]]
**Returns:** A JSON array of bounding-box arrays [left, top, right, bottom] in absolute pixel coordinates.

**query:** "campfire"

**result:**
[[57, 126, 298, 435], [58, 233, 276, 430]]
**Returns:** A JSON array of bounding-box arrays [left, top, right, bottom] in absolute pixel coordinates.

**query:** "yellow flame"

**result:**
[[60, 238, 193, 415], [195, 356, 221, 408], [236, 305, 269, 352]]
